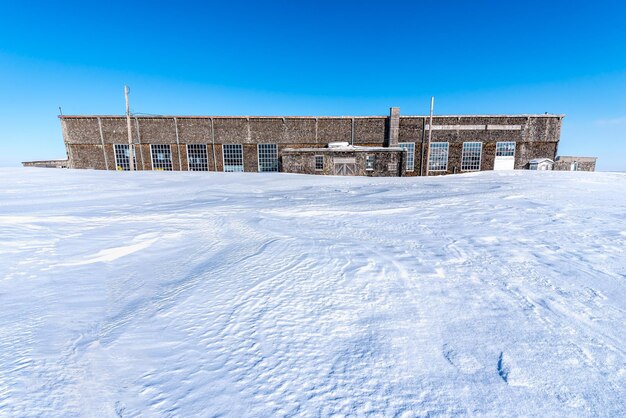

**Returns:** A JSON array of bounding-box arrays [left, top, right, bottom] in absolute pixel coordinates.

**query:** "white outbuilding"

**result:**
[[528, 158, 554, 171]]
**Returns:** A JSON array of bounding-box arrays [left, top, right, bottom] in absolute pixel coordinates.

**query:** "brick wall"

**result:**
[[282, 149, 406, 177], [60, 113, 563, 175]]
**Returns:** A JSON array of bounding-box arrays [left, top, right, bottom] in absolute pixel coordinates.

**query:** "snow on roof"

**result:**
[[529, 158, 554, 164], [283, 145, 404, 153]]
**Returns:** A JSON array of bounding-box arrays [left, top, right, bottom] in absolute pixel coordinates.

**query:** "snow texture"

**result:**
[[1, 168, 625, 417]]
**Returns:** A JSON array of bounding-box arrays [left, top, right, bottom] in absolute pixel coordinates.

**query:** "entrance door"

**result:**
[[333, 157, 357, 176], [334, 163, 356, 176], [494, 156, 515, 170], [494, 141, 516, 170]]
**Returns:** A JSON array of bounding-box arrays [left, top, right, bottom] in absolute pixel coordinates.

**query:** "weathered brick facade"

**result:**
[[282, 147, 406, 177], [59, 108, 565, 176]]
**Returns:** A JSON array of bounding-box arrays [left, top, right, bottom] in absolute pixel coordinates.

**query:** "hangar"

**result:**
[[58, 107, 567, 176]]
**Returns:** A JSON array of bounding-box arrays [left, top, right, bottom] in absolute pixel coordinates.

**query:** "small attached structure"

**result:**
[[21, 159, 68, 168], [282, 143, 407, 176], [528, 158, 554, 171], [554, 156, 597, 172]]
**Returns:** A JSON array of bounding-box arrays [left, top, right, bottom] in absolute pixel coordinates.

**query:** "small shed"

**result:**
[[528, 158, 554, 171]]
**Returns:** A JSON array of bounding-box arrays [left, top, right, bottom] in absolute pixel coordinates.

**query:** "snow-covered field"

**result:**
[[0, 168, 625, 417]]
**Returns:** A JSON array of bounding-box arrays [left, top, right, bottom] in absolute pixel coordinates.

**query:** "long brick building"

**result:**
[[59, 107, 564, 176]]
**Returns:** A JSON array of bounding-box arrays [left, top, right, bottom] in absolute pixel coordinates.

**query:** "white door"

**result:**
[[334, 163, 356, 176], [494, 156, 515, 170], [333, 157, 357, 176], [494, 141, 515, 171]]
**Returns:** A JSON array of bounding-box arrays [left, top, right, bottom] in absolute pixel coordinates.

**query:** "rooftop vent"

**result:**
[[328, 142, 351, 148]]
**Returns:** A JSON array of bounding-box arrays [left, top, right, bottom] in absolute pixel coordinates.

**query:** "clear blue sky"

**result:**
[[1, 0, 625, 170]]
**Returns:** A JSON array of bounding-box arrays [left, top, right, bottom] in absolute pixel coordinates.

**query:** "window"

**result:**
[[223, 144, 244, 172], [398, 142, 415, 171], [314, 155, 324, 171], [150, 144, 173, 171], [365, 155, 375, 171], [496, 141, 516, 157], [258, 143, 279, 172], [114, 144, 136, 171], [187, 144, 208, 171], [429, 142, 449, 172], [571, 162, 579, 171], [461, 142, 482, 171]]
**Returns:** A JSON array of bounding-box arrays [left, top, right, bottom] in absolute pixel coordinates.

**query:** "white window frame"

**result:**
[[429, 142, 449, 172], [398, 142, 415, 171], [150, 144, 173, 171], [114, 144, 137, 171], [186, 144, 209, 171], [496, 141, 516, 157], [461, 142, 482, 172], [365, 155, 375, 171], [223, 144, 244, 172], [314, 155, 324, 171], [257, 143, 279, 172]]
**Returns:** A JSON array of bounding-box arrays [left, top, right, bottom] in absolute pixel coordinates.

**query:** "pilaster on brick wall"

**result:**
[[388, 107, 400, 147]]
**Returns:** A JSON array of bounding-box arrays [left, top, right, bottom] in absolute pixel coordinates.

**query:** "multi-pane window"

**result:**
[[461, 142, 482, 171], [429, 142, 449, 172], [496, 141, 516, 157], [398, 142, 415, 171], [187, 144, 208, 171], [223, 144, 244, 172], [258, 143, 279, 172], [365, 155, 375, 171], [114, 144, 136, 171], [150, 144, 173, 171], [314, 155, 324, 170]]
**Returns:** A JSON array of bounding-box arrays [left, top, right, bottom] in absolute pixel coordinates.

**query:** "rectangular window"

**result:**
[[150, 144, 173, 171], [114, 144, 137, 171], [461, 142, 482, 171], [258, 143, 279, 172], [429, 142, 449, 172], [398, 142, 415, 171], [223, 144, 244, 172], [365, 155, 375, 171], [314, 155, 324, 171], [496, 141, 515, 157], [187, 144, 208, 171]]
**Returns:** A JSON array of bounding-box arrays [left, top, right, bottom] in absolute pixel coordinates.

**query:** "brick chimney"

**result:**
[[388, 107, 400, 147]]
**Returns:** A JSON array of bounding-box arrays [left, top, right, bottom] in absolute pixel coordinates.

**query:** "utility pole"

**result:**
[[125, 85, 135, 171], [425, 96, 434, 176]]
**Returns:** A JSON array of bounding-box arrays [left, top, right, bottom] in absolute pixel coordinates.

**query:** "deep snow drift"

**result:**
[[0, 168, 625, 417]]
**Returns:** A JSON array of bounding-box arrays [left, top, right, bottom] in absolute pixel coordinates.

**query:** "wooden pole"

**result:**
[[174, 117, 183, 171], [125, 85, 134, 171], [425, 96, 434, 176]]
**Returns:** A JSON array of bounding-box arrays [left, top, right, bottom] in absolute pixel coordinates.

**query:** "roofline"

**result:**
[[58, 115, 387, 119], [555, 155, 598, 160], [58, 113, 566, 119], [283, 147, 405, 152]]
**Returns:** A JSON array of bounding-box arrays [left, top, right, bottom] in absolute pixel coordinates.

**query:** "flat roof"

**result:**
[[556, 156, 597, 161], [283, 146, 404, 152], [58, 114, 565, 119]]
